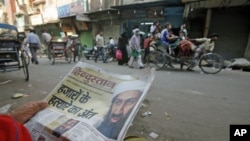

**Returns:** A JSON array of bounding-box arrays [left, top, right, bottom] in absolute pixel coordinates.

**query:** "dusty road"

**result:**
[[0, 57, 249, 141]]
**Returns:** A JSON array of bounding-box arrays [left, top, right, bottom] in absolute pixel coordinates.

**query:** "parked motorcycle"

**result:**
[[104, 43, 117, 62], [84, 45, 97, 60]]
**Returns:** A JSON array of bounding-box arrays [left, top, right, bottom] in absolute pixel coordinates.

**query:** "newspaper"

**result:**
[[25, 62, 155, 141]]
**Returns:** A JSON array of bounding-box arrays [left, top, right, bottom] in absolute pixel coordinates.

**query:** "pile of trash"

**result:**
[[224, 58, 250, 72]]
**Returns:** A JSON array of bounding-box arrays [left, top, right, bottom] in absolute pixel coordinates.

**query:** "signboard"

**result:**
[[30, 14, 43, 25], [76, 14, 90, 21], [70, 0, 86, 15], [43, 6, 59, 23], [57, 5, 71, 18]]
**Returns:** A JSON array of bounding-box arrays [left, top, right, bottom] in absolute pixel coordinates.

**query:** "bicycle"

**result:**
[[146, 42, 224, 74], [21, 45, 31, 66], [50, 37, 72, 65]]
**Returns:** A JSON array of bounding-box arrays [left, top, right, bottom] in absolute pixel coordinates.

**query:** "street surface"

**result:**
[[0, 57, 250, 141]]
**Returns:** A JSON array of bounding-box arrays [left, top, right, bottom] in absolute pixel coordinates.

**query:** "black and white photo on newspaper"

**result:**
[[25, 62, 155, 141]]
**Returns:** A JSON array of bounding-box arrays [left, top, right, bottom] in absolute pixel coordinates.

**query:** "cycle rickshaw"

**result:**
[[146, 39, 224, 74], [0, 23, 29, 81], [49, 37, 73, 65]]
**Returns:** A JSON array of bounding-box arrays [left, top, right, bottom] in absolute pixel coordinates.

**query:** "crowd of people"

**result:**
[[21, 21, 218, 71], [112, 21, 219, 70]]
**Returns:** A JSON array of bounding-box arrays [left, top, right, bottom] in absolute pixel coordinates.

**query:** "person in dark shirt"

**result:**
[[117, 32, 129, 65], [143, 34, 152, 63]]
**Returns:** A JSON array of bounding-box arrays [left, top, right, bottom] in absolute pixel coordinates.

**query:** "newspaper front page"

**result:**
[[25, 62, 155, 141]]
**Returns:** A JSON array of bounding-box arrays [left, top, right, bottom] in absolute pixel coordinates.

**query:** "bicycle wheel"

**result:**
[[199, 53, 223, 74], [21, 53, 29, 81], [50, 51, 55, 65], [146, 51, 166, 70], [23, 50, 30, 66]]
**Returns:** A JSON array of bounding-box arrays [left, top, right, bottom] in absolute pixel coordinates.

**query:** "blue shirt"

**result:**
[[26, 32, 41, 45], [160, 29, 169, 45]]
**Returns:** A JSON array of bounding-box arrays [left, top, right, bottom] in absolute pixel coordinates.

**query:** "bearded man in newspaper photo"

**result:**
[[96, 80, 146, 139]]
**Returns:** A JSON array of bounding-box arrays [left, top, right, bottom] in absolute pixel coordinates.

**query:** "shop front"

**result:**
[[112, 0, 184, 38], [57, 2, 93, 48]]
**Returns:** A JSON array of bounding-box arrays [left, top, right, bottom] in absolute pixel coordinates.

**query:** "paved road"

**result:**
[[0, 57, 249, 141]]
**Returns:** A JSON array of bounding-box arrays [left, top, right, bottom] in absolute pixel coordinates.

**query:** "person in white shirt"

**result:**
[[95, 31, 106, 63], [128, 28, 144, 69], [180, 24, 188, 38], [193, 33, 219, 53], [109, 37, 115, 46], [42, 29, 52, 59], [150, 21, 159, 36], [187, 33, 219, 71]]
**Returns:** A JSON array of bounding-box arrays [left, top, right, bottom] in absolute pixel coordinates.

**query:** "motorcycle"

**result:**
[[104, 43, 117, 62], [84, 45, 97, 60]]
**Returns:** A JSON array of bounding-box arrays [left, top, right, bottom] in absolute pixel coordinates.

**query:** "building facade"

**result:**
[[183, 0, 250, 60], [6, 0, 250, 60]]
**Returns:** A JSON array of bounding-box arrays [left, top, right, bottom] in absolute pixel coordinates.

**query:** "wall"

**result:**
[[56, 0, 72, 7], [104, 0, 119, 8], [80, 31, 93, 48], [244, 33, 250, 60], [209, 6, 250, 59], [92, 19, 121, 45]]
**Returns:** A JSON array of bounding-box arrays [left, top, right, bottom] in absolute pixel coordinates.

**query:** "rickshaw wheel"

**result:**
[[146, 51, 166, 70], [23, 50, 30, 66], [199, 53, 224, 74], [21, 53, 29, 81], [50, 52, 55, 65]]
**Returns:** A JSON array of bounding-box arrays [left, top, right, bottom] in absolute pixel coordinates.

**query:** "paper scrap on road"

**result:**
[[149, 132, 159, 139], [142, 111, 152, 117], [0, 104, 11, 113], [12, 93, 29, 99], [186, 90, 204, 95], [0, 80, 12, 85], [165, 112, 171, 120]]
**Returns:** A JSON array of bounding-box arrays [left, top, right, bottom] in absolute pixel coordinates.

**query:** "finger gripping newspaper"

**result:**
[[25, 62, 155, 141]]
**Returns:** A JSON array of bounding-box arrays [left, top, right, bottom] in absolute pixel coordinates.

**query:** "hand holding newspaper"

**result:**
[[25, 62, 155, 141]]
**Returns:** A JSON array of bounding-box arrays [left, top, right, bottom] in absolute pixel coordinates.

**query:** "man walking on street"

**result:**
[[95, 31, 106, 63], [128, 28, 144, 69], [25, 27, 41, 65], [42, 29, 52, 59]]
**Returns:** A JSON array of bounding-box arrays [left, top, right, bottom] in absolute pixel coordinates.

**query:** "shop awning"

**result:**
[[111, 0, 183, 9], [76, 14, 91, 21], [84, 8, 118, 15]]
